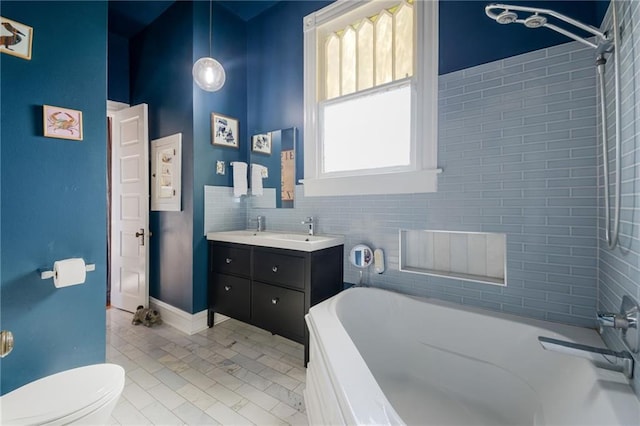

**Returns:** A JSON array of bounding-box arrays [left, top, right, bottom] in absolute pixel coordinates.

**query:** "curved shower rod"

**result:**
[[485, 3, 609, 50]]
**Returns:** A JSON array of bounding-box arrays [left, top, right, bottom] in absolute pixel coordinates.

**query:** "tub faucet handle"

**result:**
[[597, 312, 632, 331], [597, 295, 640, 353]]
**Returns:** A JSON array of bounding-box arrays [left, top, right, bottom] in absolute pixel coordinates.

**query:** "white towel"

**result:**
[[251, 164, 266, 196], [231, 162, 248, 197]]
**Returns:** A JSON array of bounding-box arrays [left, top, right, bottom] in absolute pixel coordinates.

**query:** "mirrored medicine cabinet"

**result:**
[[249, 126, 297, 209]]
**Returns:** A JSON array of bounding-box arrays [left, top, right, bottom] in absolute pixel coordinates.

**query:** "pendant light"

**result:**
[[193, 0, 226, 92]]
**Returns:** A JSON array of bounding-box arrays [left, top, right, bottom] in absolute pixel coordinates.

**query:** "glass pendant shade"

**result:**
[[192, 57, 226, 92]]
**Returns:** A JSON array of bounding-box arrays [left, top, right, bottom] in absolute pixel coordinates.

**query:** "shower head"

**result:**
[[496, 10, 518, 24], [485, 3, 608, 50], [524, 14, 547, 29]]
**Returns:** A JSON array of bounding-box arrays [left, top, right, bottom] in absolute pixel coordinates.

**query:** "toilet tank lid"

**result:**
[[1, 363, 125, 424]]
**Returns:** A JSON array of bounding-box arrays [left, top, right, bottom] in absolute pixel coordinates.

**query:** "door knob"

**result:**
[[135, 229, 145, 246]]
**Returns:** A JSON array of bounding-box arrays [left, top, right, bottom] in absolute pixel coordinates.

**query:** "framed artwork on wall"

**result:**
[[251, 133, 272, 155], [0, 16, 33, 60], [43, 105, 83, 141], [211, 113, 239, 148]]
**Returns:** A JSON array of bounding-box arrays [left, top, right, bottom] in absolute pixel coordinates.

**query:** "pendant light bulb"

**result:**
[[193, 0, 225, 92], [193, 57, 226, 92]]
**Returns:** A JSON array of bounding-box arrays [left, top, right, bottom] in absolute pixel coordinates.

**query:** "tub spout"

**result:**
[[538, 336, 634, 379]]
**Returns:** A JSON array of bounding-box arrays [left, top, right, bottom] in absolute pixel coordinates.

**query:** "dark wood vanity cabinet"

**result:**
[[210, 273, 251, 323], [207, 241, 343, 363]]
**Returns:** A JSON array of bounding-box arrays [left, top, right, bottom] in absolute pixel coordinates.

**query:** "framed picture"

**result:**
[[151, 133, 182, 211], [0, 16, 33, 60], [251, 133, 272, 155], [211, 113, 239, 148], [43, 105, 83, 141]]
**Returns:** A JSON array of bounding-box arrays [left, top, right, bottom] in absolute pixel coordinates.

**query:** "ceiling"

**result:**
[[108, 0, 279, 38], [219, 0, 279, 21]]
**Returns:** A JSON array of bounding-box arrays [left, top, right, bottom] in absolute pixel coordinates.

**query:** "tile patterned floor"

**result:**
[[106, 307, 308, 425]]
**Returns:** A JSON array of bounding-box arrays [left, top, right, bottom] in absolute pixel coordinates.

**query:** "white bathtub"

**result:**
[[304, 287, 640, 426]]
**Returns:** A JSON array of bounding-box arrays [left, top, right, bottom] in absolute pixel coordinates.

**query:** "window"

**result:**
[[303, 0, 439, 196], [322, 83, 411, 174]]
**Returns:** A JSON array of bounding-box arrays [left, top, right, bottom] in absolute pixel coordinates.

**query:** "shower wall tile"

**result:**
[[597, 0, 640, 395], [243, 40, 600, 328], [203, 186, 247, 235]]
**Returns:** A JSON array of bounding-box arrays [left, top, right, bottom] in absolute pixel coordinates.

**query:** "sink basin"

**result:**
[[264, 234, 327, 243], [206, 230, 344, 252], [218, 230, 261, 237]]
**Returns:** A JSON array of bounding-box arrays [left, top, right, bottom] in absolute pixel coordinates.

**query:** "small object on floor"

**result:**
[[131, 305, 162, 327]]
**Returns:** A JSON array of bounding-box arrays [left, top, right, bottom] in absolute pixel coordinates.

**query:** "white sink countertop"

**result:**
[[206, 230, 345, 252]]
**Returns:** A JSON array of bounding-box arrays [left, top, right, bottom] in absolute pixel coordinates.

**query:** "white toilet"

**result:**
[[0, 363, 125, 425]]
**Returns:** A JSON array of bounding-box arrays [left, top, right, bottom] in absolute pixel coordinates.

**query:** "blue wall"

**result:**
[[130, 1, 246, 313], [108, 32, 129, 104], [247, 1, 331, 184], [247, 1, 330, 134], [439, 1, 607, 74], [130, 1, 195, 312], [0, 1, 108, 394], [192, 2, 248, 312]]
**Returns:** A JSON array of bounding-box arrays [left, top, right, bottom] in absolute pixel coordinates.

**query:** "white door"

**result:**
[[110, 104, 149, 312]]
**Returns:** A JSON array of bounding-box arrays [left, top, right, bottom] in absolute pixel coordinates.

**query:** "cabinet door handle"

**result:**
[[224, 285, 232, 291], [271, 297, 279, 305], [272, 266, 278, 273], [225, 258, 233, 264]]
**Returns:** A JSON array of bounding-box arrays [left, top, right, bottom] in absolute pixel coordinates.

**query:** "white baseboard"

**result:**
[[149, 297, 228, 335]]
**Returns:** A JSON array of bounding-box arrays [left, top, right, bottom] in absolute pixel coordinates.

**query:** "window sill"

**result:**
[[301, 169, 440, 197]]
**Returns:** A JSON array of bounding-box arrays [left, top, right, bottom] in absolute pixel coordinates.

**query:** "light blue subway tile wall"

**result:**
[[203, 186, 247, 234], [244, 40, 599, 327], [597, 0, 640, 395], [248, 43, 597, 326]]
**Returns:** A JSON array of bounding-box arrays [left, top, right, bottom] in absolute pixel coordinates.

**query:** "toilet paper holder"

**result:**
[[40, 263, 95, 280]]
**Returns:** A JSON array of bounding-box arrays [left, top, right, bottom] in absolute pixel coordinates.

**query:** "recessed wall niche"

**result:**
[[400, 230, 506, 286]]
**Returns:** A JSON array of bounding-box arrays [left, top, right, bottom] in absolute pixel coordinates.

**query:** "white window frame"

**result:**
[[302, 0, 439, 196]]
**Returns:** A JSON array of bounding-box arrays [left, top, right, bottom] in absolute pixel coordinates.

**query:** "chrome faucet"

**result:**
[[302, 217, 315, 236], [538, 336, 634, 379], [597, 296, 638, 333], [250, 215, 266, 232], [597, 295, 640, 354], [597, 311, 636, 333]]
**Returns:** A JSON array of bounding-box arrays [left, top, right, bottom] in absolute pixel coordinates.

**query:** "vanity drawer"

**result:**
[[210, 273, 251, 322], [210, 243, 251, 277], [252, 281, 304, 340], [253, 249, 305, 289]]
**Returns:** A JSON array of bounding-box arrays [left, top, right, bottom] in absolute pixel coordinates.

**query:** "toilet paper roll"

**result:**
[[53, 258, 87, 288]]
